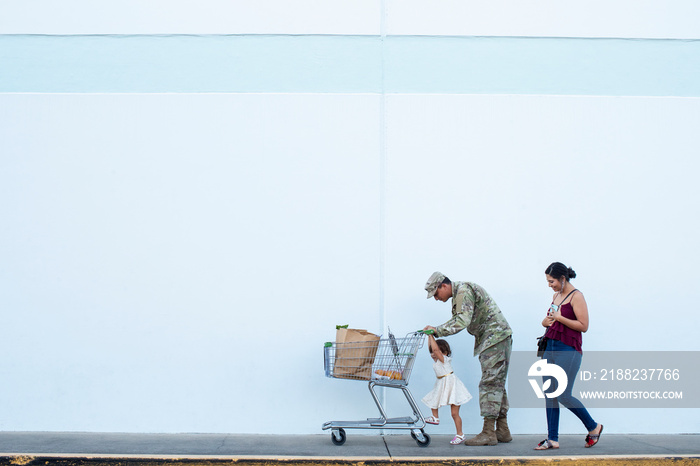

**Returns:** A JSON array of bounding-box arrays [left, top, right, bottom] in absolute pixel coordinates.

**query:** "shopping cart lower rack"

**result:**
[[322, 331, 430, 447]]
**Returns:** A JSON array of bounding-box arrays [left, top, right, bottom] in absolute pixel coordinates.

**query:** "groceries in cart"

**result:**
[[331, 325, 380, 380], [322, 326, 432, 447], [325, 325, 423, 383], [374, 369, 402, 380]]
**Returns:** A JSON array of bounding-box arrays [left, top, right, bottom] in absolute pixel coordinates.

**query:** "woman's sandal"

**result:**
[[534, 439, 559, 450], [585, 424, 604, 448], [450, 434, 466, 445], [425, 416, 440, 425]]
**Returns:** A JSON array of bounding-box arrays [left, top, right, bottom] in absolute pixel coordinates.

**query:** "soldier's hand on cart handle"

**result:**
[[420, 326, 436, 335]]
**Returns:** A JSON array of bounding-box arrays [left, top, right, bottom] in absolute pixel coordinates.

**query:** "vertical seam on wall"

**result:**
[[379, 0, 387, 335], [379, 0, 388, 415]]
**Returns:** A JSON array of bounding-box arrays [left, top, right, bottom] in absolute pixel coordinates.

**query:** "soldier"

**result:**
[[423, 271, 513, 446]]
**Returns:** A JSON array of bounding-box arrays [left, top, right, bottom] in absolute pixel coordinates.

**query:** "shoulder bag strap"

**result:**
[[560, 289, 578, 304]]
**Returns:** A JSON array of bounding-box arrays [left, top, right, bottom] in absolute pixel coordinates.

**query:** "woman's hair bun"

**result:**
[[545, 262, 576, 281]]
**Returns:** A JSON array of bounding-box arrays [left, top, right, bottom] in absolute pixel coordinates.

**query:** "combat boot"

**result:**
[[496, 416, 512, 443], [464, 418, 498, 446]]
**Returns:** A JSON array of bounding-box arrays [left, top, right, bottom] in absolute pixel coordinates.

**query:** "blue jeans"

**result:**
[[543, 339, 597, 441]]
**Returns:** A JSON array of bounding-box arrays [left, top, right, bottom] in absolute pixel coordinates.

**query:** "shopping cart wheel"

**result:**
[[331, 428, 346, 445], [411, 429, 431, 447]]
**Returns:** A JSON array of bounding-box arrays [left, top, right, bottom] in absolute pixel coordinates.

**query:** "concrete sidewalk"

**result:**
[[0, 432, 698, 464], [0, 431, 700, 465]]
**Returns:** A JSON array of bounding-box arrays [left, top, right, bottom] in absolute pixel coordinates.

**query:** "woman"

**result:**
[[534, 262, 603, 450]]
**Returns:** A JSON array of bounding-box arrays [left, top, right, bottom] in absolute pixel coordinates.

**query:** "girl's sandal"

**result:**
[[425, 416, 440, 425], [534, 439, 559, 450], [450, 434, 466, 445], [585, 424, 604, 448]]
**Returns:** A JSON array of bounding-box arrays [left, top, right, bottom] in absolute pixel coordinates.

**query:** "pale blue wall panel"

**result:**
[[2, 35, 700, 95], [384, 36, 700, 96], [2, 35, 699, 96], [0, 35, 382, 93]]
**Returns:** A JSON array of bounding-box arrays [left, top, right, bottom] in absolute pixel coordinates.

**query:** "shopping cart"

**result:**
[[322, 330, 430, 447]]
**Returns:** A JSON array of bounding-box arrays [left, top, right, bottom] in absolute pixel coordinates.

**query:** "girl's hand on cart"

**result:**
[[420, 327, 437, 347]]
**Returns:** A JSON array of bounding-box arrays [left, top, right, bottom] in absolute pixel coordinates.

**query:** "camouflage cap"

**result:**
[[425, 271, 447, 298]]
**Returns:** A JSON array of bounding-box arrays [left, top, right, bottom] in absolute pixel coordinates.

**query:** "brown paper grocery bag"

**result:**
[[333, 328, 380, 380]]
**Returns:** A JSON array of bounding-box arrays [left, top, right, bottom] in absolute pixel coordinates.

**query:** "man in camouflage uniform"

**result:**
[[423, 271, 513, 446]]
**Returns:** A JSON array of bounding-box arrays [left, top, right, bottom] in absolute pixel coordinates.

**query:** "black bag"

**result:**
[[536, 335, 548, 358]]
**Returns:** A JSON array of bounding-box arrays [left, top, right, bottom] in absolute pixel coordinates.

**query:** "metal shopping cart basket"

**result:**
[[322, 330, 430, 447]]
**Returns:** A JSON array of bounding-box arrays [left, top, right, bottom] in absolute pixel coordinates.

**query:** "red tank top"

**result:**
[[545, 301, 583, 353]]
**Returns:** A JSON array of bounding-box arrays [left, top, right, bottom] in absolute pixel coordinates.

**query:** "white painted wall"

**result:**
[[0, 93, 382, 433], [0, 0, 380, 35], [2, 93, 698, 433], [386, 0, 700, 39], [383, 94, 700, 435], [1, 0, 698, 436], [2, 0, 699, 38]]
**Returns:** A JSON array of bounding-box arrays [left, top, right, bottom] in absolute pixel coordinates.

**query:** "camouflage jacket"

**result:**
[[434, 281, 512, 356]]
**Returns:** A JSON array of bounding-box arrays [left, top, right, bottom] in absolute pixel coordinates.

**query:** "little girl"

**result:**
[[421, 334, 473, 445]]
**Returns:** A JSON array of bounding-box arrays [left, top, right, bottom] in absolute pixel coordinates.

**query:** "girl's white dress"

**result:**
[[421, 355, 472, 409]]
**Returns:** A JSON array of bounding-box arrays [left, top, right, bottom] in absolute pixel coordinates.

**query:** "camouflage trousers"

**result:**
[[477, 335, 512, 419]]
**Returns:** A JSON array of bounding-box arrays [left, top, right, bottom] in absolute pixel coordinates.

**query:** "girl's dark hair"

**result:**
[[430, 339, 452, 357], [545, 262, 577, 281]]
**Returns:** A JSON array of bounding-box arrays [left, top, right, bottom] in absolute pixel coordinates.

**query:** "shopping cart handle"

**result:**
[[418, 329, 435, 335]]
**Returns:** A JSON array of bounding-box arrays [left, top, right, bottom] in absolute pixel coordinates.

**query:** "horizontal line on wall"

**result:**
[[3, 33, 700, 42], [3, 93, 700, 102]]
